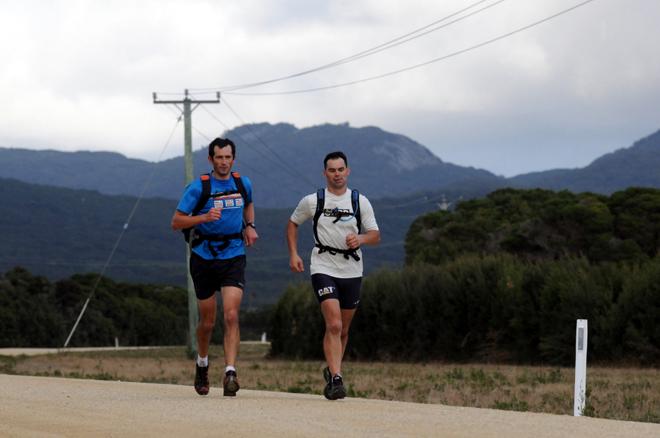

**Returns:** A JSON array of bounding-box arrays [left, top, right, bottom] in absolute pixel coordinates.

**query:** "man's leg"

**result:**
[[320, 299, 343, 376], [321, 299, 349, 400], [221, 286, 243, 366], [197, 295, 217, 358], [221, 286, 242, 396], [340, 308, 357, 358], [194, 294, 217, 395]]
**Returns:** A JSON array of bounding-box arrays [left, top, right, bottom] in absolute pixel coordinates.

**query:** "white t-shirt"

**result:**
[[290, 188, 379, 278]]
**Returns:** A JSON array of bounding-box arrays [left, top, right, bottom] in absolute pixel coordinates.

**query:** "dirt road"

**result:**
[[1, 374, 657, 437]]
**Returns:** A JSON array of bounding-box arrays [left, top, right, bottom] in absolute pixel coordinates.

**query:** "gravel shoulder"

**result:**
[[1, 374, 658, 438]]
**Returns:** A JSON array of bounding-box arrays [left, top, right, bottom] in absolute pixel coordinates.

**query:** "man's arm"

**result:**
[[346, 195, 380, 249], [171, 208, 221, 231], [286, 220, 304, 272], [243, 202, 258, 247], [346, 229, 380, 249]]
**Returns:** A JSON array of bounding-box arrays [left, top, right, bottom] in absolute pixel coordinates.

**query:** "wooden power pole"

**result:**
[[153, 89, 220, 356]]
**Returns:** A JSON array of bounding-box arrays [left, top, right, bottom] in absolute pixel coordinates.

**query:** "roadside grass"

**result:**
[[3, 344, 658, 423], [0, 355, 17, 374]]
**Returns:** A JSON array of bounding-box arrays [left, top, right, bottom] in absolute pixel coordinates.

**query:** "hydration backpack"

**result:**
[[312, 188, 362, 261], [182, 172, 247, 255]]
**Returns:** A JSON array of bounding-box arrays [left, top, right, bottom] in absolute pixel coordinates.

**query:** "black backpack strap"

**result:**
[[351, 189, 361, 234], [192, 173, 212, 215], [312, 188, 361, 262], [191, 231, 245, 257], [183, 173, 212, 243], [231, 172, 249, 204], [314, 243, 361, 261], [313, 188, 325, 245]]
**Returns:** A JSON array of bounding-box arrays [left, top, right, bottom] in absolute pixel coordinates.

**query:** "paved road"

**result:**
[[1, 374, 658, 438]]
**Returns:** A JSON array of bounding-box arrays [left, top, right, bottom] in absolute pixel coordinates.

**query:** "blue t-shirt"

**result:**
[[176, 174, 253, 260]]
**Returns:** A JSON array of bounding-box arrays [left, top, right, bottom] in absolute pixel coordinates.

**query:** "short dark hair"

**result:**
[[324, 151, 348, 169], [208, 137, 235, 158]]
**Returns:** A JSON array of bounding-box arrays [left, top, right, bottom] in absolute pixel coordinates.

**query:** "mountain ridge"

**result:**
[[0, 122, 503, 207], [509, 128, 660, 192], [2, 123, 659, 207]]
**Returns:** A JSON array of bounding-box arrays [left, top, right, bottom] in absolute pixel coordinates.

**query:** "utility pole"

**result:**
[[153, 89, 220, 357]]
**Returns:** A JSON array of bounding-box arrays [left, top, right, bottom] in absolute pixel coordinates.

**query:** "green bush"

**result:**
[[270, 257, 660, 365], [406, 188, 660, 264], [0, 267, 188, 347], [269, 282, 324, 358], [612, 261, 660, 364]]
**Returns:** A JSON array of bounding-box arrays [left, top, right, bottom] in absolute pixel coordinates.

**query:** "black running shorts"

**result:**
[[311, 273, 362, 309], [190, 253, 246, 300]]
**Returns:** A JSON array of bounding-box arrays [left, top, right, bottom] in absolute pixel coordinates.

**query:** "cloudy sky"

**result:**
[[1, 0, 659, 176]]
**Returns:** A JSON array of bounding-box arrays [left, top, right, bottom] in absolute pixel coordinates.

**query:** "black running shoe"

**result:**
[[325, 375, 346, 400], [223, 370, 240, 397], [194, 364, 209, 396], [323, 366, 331, 384]]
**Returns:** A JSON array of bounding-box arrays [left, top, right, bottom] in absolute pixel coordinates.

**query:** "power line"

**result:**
[[199, 105, 309, 194], [189, 0, 506, 94], [172, 104, 463, 212], [200, 104, 317, 193], [224, 0, 598, 96], [161, 103, 183, 122], [221, 98, 318, 189], [161, 102, 462, 214], [159, 104, 287, 193], [63, 116, 181, 348], [189, 118, 305, 194], [198, 103, 464, 211]]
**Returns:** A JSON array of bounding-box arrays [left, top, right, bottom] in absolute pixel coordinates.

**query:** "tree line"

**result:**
[[270, 188, 660, 365], [0, 267, 270, 348], [0, 267, 188, 347]]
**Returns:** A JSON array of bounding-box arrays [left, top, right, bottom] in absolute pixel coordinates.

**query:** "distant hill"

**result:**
[[0, 177, 467, 305], [0, 122, 503, 208], [3, 124, 659, 206], [510, 129, 660, 192]]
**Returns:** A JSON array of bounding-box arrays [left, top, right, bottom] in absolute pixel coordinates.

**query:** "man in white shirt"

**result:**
[[287, 151, 380, 400]]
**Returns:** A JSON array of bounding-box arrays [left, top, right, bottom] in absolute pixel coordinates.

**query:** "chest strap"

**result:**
[[314, 243, 361, 261], [191, 231, 244, 257]]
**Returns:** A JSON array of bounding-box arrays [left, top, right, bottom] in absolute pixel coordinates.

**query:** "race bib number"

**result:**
[[214, 194, 243, 209]]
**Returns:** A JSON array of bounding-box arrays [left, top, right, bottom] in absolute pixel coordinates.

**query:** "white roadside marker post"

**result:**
[[574, 319, 588, 416]]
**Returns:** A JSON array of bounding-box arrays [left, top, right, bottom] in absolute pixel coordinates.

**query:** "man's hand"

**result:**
[[346, 233, 361, 249], [289, 254, 304, 273], [244, 226, 259, 247], [204, 207, 222, 222]]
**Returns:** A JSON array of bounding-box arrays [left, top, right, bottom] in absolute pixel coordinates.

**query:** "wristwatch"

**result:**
[[246, 222, 256, 229]]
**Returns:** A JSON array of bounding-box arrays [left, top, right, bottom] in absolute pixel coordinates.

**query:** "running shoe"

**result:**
[[194, 364, 209, 396], [223, 370, 240, 397], [323, 366, 331, 384], [324, 374, 346, 400]]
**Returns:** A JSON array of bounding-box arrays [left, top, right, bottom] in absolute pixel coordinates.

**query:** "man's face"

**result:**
[[323, 157, 350, 190], [209, 145, 234, 177]]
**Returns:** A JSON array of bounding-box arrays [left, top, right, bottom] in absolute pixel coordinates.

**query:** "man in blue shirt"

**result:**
[[171, 137, 258, 397]]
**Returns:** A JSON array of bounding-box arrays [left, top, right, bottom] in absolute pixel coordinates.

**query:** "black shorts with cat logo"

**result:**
[[311, 273, 362, 309]]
